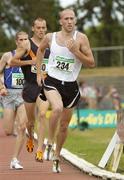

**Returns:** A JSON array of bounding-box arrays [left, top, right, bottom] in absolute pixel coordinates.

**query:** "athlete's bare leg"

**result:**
[[24, 102, 35, 139], [44, 89, 63, 145], [55, 108, 73, 158], [12, 103, 27, 158], [36, 97, 49, 152], [3, 108, 15, 135]]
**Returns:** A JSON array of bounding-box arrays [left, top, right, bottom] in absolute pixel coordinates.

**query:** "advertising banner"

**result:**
[[69, 109, 117, 128]]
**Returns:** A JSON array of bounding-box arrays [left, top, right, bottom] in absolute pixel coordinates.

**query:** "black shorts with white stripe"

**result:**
[[42, 75, 80, 108]]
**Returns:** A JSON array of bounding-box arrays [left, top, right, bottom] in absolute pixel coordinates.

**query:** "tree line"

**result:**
[[0, 0, 124, 67]]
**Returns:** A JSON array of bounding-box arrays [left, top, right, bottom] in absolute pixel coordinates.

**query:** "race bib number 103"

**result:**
[[12, 73, 24, 88]]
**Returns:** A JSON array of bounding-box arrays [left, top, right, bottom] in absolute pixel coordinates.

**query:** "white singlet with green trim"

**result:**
[[48, 31, 82, 82]]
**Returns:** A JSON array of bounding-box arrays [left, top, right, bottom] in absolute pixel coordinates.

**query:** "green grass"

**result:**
[[63, 128, 124, 173]]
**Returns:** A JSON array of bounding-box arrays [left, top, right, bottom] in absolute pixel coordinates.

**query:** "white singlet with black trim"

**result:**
[[48, 31, 82, 82]]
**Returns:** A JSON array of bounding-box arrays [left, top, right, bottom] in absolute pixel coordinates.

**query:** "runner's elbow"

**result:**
[[89, 61, 95, 68], [87, 59, 95, 68]]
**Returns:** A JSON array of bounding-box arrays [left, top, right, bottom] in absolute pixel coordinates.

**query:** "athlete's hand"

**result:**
[[0, 87, 8, 96], [65, 38, 78, 53], [30, 58, 36, 65]]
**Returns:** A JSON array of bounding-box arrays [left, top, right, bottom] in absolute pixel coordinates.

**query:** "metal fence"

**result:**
[[92, 46, 124, 67], [1, 45, 124, 67]]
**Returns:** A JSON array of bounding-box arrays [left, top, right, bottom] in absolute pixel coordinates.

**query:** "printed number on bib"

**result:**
[[31, 58, 48, 73], [31, 65, 37, 73], [41, 59, 48, 72], [12, 73, 24, 88], [55, 56, 74, 72]]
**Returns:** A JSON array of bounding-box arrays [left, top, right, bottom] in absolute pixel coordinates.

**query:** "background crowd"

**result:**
[[78, 80, 122, 111]]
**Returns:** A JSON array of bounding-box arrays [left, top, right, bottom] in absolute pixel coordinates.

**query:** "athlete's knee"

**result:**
[[39, 111, 46, 120], [4, 129, 13, 136], [52, 105, 63, 115], [3, 125, 13, 135], [19, 123, 26, 132]]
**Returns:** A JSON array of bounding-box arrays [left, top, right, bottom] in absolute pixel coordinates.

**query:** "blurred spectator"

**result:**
[[79, 81, 98, 109], [107, 85, 121, 110], [95, 86, 103, 104], [99, 85, 121, 110], [78, 81, 88, 108]]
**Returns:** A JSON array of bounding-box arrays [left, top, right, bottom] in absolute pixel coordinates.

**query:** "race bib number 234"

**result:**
[[55, 56, 74, 72]]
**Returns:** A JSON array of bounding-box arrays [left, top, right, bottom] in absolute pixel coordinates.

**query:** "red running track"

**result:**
[[0, 119, 98, 180]]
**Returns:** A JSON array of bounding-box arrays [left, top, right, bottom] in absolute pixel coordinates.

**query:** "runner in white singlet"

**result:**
[[36, 9, 95, 173]]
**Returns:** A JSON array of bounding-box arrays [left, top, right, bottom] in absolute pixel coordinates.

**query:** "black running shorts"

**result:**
[[42, 75, 80, 108], [22, 82, 41, 103]]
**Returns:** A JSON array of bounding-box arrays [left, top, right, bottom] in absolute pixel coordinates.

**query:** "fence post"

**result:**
[[119, 49, 123, 66]]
